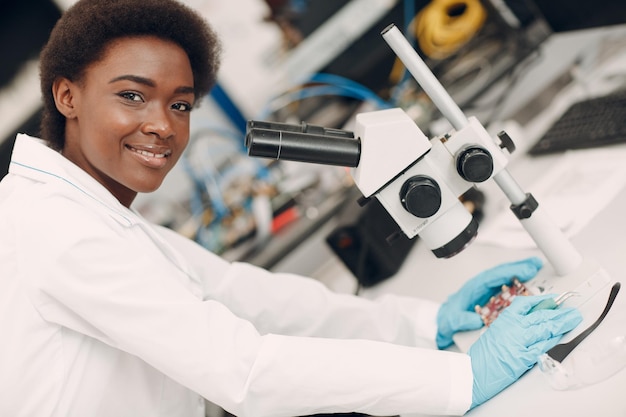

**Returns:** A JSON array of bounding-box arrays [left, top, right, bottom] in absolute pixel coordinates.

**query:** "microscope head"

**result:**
[[352, 108, 479, 258], [245, 108, 501, 258]]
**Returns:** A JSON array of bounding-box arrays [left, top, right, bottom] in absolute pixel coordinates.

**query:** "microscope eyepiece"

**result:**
[[246, 120, 360, 167]]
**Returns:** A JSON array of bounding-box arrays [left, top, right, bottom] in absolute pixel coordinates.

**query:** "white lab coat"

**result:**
[[0, 134, 472, 417]]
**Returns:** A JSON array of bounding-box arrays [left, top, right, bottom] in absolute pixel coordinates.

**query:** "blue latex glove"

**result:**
[[436, 257, 543, 349], [468, 295, 582, 408]]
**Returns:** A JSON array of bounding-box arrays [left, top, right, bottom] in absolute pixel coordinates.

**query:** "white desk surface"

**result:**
[[290, 25, 626, 417]]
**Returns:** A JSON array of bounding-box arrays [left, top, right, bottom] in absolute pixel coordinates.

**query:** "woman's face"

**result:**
[[59, 36, 195, 207]]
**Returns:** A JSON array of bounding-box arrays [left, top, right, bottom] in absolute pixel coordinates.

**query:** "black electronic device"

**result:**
[[326, 198, 417, 288], [531, 0, 626, 33], [529, 88, 626, 155]]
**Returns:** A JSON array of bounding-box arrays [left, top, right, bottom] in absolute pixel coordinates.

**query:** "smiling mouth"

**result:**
[[125, 144, 172, 158]]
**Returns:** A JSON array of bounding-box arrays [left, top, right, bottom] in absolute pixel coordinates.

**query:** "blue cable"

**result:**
[[260, 72, 393, 117], [290, 84, 392, 109], [209, 83, 247, 136]]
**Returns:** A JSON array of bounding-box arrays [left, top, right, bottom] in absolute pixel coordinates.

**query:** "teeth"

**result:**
[[139, 150, 161, 158], [129, 146, 171, 158]]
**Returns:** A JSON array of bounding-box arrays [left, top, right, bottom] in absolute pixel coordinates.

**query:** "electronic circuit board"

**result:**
[[475, 277, 532, 326]]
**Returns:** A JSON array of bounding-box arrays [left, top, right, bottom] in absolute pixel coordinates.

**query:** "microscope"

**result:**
[[245, 26, 626, 381], [246, 24, 583, 275], [246, 25, 614, 352]]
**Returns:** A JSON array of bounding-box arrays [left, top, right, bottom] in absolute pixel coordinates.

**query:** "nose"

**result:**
[[142, 105, 175, 140]]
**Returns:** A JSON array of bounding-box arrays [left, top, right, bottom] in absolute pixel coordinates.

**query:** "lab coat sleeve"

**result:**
[[156, 225, 442, 348], [246, 334, 472, 417], [19, 197, 472, 417]]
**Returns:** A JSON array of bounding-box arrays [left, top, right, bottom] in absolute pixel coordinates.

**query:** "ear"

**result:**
[[52, 77, 78, 119]]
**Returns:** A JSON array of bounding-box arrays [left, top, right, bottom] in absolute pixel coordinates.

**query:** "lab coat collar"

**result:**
[[9, 133, 138, 226]]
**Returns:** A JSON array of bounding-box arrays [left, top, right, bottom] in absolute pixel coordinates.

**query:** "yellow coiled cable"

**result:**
[[390, 0, 486, 83]]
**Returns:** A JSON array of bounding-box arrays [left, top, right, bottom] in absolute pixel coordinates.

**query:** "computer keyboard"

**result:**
[[528, 88, 626, 155]]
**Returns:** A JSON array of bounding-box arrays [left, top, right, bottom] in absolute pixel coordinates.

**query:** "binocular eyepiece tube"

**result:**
[[245, 120, 361, 167]]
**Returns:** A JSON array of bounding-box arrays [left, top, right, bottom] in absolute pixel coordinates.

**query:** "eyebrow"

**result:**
[[109, 74, 195, 95]]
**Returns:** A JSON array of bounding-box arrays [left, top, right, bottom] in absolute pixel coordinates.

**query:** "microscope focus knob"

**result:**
[[400, 176, 441, 218], [456, 146, 493, 183]]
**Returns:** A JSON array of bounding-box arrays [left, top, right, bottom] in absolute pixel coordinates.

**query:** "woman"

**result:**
[[0, 0, 581, 416]]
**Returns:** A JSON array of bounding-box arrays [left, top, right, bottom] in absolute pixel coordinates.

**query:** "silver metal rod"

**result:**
[[494, 170, 582, 276], [381, 24, 469, 130], [493, 170, 527, 204]]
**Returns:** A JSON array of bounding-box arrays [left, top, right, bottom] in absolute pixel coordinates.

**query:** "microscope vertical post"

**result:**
[[381, 24, 583, 276], [380, 25, 468, 131]]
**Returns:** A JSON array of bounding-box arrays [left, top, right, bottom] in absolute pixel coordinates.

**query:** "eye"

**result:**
[[172, 102, 193, 112], [119, 91, 144, 102]]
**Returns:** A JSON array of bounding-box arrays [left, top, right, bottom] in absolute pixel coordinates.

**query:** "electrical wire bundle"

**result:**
[[259, 72, 393, 121], [414, 0, 487, 60], [178, 126, 276, 255]]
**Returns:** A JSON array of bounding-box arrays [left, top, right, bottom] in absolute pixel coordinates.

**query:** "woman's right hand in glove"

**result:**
[[468, 294, 582, 409]]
